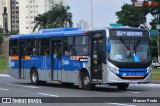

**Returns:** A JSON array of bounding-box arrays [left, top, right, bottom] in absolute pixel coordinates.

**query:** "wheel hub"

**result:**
[[32, 73, 37, 83], [84, 76, 90, 85]]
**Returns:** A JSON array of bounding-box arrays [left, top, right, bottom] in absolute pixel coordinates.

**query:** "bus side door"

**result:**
[[18, 41, 26, 79], [50, 39, 62, 81]]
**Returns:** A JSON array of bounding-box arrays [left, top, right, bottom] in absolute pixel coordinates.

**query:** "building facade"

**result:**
[[19, 0, 67, 34], [10, 0, 19, 32], [77, 19, 89, 29], [0, 0, 18, 33]]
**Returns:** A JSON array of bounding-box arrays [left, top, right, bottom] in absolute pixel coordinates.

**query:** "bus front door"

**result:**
[[50, 40, 62, 81], [18, 41, 26, 79], [90, 32, 105, 82]]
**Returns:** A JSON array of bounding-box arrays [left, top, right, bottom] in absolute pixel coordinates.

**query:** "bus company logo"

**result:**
[[62, 59, 70, 65], [2, 98, 11, 103]]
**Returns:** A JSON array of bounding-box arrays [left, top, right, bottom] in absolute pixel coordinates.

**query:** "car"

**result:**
[[152, 60, 160, 68]]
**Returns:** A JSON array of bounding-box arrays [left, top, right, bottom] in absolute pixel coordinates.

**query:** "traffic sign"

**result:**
[[149, 29, 158, 36], [110, 23, 122, 27]]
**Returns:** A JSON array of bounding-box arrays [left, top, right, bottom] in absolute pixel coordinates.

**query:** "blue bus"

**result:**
[[9, 27, 152, 90]]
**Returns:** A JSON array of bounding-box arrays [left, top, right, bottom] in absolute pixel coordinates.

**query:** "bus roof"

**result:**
[[39, 27, 81, 33], [10, 28, 85, 40]]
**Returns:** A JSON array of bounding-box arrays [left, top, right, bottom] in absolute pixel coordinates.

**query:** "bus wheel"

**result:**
[[81, 72, 93, 90], [116, 83, 129, 90], [30, 68, 39, 85]]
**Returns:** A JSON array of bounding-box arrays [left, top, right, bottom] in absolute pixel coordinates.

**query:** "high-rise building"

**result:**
[[0, 0, 10, 33], [10, 0, 19, 32], [77, 19, 89, 29], [0, 0, 4, 28], [19, 0, 67, 34], [0, 0, 19, 33]]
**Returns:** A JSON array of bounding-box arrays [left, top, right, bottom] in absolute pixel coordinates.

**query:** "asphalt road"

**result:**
[[0, 74, 160, 106]]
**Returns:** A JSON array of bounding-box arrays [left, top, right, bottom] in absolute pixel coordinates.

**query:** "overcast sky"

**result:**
[[67, 0, 153, 28]]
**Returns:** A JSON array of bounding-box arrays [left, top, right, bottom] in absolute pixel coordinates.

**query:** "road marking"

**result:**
[[126, 91, 141, 94], [22, 86, 40, 89], [0, 74, 11, 77], [8, 84, 40, 89], [0, 88, 9, 91], [131, 84, 160, 88], [38, 93, 59, 97], [109, 103, 136, 106]]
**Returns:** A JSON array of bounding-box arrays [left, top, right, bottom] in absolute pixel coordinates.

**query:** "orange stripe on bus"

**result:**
[[25, 56, 30, 60], [10, 56, 30, 60], [11, 56, 19, 60]]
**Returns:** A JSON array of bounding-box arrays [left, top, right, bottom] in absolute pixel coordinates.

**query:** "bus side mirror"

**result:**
[[106, 42, 111, 53]]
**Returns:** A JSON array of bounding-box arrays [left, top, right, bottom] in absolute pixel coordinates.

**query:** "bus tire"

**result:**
[[117, 83, 129, 90], [30, 68, 39, 85], [81, 72, 93, 90]]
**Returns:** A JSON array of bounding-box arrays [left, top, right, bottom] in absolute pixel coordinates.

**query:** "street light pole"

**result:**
[[91, 0, 93, 29]]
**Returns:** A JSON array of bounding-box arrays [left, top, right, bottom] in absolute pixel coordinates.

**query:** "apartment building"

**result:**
[[0, 0, 19, 33], [19, 0, 67, 34], [10, 0, 19, 32]]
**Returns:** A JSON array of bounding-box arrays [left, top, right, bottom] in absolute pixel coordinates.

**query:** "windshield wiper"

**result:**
[[134, 39, 141, 55]]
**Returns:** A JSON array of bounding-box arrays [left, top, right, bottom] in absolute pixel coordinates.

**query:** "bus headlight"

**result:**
[[108, 66, 118, 74], [147, 65, 152, 74]]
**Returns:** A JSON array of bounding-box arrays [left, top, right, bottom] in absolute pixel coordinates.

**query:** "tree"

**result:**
[[33, 3, 73, 32], [150, 18, 158, 29], [116, 3, 148, 29], [144, 0, 160, 59], [53, 3, 73, 27], [33, 13, 48, 32]]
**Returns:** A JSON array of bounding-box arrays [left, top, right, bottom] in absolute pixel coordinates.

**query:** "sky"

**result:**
[[67, 0, 153, 28]]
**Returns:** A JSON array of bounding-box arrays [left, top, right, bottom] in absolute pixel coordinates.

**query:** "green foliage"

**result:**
[[116, 3, 148, 28], [33, 3, 73, 32], [0, 56, 8, 72], [150, 18, 158, 29], [151, 36, 158, 59]]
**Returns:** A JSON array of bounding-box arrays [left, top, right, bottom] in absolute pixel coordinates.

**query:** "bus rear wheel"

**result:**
[[30, 68, 39, 85], [81, 72, 94, 90], [117, 83, 129, 90]]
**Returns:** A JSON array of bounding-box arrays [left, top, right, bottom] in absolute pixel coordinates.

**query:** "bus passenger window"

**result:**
[[65, 50, 70, 56], [33, 48, 37, 56], [44, 48, 49, 56]]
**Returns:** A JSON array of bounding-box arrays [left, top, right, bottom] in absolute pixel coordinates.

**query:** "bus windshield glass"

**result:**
[[109, 38, 151, 63]]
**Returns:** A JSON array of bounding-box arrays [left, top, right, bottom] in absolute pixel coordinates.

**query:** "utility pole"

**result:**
[[91, 0, 93, 29]]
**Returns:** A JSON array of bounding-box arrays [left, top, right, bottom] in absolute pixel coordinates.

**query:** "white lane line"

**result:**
[[0, 74, 11, 77], [0, 88, 9, 91], [109, 103, 136, 106], [126, 91, 141, 94], [38, 93, 59, 97], [22, 86, 40, 89], [8, 84, 40, 89], [8, 84, 22, 87]]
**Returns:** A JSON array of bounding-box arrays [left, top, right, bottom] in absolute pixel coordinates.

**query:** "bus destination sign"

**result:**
[[116, 31, 143, 37], [109, 29, 149, 37]]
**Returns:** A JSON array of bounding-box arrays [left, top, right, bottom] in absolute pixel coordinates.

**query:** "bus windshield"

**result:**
[[109, 38, 151, 63]]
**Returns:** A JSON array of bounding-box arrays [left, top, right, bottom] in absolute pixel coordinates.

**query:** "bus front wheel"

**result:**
[[30, 68, 39, 85], [116, 83, 129, 90], [81, 72, 94, 90]]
